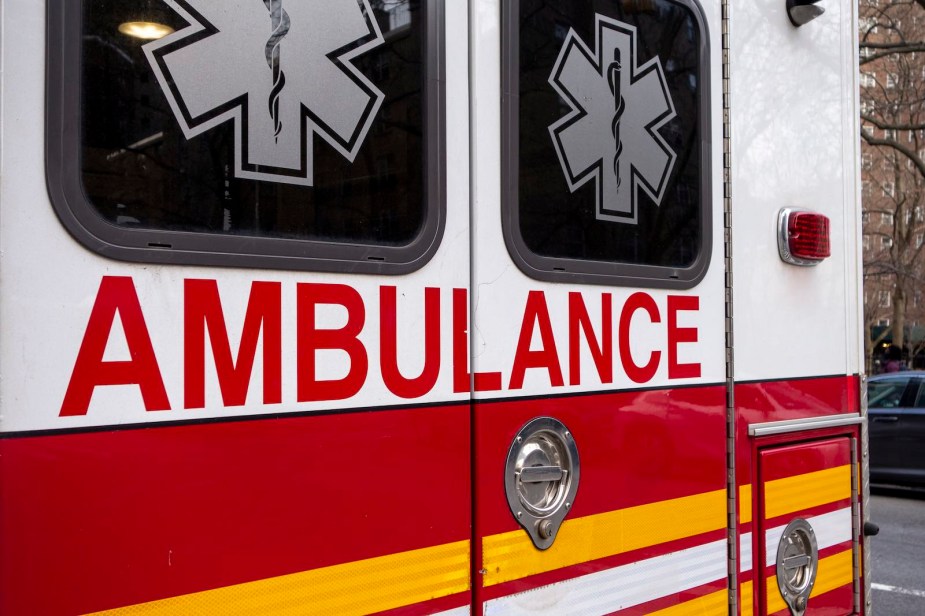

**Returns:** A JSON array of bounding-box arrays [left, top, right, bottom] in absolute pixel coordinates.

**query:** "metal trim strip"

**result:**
[[851, 437, 861, 614], [748, 413, 865, 437]]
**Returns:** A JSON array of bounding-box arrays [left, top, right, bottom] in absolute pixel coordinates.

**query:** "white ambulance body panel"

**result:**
[[731, 0, 862, 381]]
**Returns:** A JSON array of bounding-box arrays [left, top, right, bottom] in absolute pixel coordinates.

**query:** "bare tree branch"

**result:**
[[861, 114, 925, 132], [860, 43, 925, 64], [861, 131, 925, 178], [859, 0, 925, 368]]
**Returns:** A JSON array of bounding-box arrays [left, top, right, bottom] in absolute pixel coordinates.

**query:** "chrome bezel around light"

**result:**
[[778, 207, 825, 267]]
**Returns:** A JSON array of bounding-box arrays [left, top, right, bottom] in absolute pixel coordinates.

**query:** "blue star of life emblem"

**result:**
[[549, 14, 677, 224], [144, 0, 385, 186]]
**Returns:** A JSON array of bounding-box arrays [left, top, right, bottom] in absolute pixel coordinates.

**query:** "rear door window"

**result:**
[[47, 0, 444, 273], [502, 0, 711, 287]]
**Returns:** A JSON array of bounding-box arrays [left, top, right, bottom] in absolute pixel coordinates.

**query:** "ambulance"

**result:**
[[0, 0, 868, 614]]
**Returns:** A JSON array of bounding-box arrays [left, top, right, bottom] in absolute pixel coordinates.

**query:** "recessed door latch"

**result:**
[[504, 417, 580, 550], [776, 518, 819, 616]]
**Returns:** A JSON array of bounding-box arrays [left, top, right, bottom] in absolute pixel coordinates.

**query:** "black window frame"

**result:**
[[501, 0, 712, 288], [46, 0, 446, 274]]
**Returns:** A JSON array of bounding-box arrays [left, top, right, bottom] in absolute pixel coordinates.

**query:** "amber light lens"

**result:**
[[118, 21, 174, 40], [788, 212, 831, 261]]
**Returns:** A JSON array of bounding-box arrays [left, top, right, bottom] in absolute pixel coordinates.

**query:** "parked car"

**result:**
[[867, 372, 925, 486]]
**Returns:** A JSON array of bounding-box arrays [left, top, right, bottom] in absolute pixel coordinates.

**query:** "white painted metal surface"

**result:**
[[730, 0, 862, 381], [468, 0, 727, 398], [483, 539, 727, 615], [0, 0, 473, 433]]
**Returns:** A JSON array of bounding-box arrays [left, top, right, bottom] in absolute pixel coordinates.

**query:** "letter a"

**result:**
[[60, 276, 170, 416]]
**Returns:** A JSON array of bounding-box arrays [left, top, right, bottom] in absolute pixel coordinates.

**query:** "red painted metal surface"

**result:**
[[760, 438, 852, 483], [474, 385, 727, 603], [476, 386, 726, 534], [736, 375, 860, 430], [0, 405, 471, 615], [735, 376, 862, 616], [757, 438, 854, 616]]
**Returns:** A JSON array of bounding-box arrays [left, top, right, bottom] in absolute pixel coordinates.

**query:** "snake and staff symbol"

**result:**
[[607, 48, 625, 192], [549, 15, 677, 223], [263, 0, 291, 142]]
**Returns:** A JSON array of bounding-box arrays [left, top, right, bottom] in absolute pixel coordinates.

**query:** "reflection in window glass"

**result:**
[[514, 0, 706, 270], [80, 0, 426, 247], [913, 382, 925, 407], [868, 379, 908, 408]]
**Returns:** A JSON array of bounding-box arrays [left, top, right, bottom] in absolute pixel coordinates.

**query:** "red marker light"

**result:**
[[778, 208, 830, 266]]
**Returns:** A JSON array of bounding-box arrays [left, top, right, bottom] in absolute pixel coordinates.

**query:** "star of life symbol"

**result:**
[[549, 14, 677, 224], [144, 0, 385, 186]]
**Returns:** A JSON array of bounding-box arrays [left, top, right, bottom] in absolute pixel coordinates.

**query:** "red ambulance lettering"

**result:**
[[297, 283, 368, 402], [63, 281, 702, 416], [667, 295, 701, 379], [380, 286, 441, 398], [568, 292, 614, 386], [619, 292, 661, 384], [510, 291, 564, 390], [184, 279, 282, 409], [452, 288, 503, 392], [60, 276, 170, 416]]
